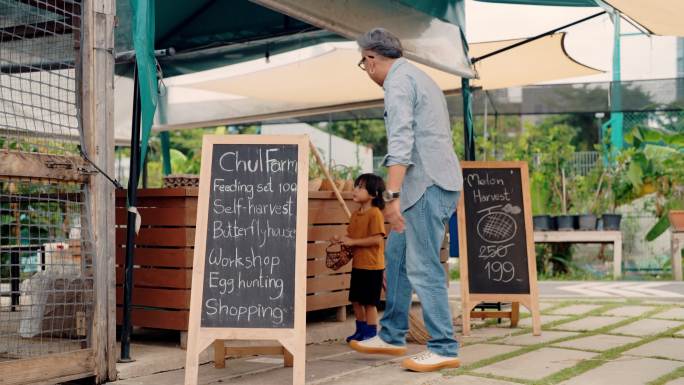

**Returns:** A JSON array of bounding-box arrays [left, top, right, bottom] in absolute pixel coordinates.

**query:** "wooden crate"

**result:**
[[115, 188, 197, 331], [115, 188, 450, 331]]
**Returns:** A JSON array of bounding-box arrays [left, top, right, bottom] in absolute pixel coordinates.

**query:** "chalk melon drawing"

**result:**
[[476, 204, 520, 244]]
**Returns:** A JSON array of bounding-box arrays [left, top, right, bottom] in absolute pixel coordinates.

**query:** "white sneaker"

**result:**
[[349, 336, 407, 356], [401, 350, 460, 372]]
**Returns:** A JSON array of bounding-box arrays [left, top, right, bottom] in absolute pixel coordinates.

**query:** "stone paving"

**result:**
[[548, 304, 603, 316], [653, 307, 684, 320], [552, 316, 628, 332], [624, 338, 684, 361], [107, 299, 684, 385], [558, 357, 683, 385], [602, 305, 654, 317], [472, 347, 597, 380], [611, 319, 683, 336], [553, 334, 640, 352]]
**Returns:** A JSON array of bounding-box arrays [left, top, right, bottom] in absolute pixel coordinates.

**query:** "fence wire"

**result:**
[[0, 0, 81, 155], [0, 178, 94, 359], [0, 0, 95, 362]]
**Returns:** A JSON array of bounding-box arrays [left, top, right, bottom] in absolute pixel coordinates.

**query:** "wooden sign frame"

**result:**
[[457, 161, 541, 336], [184, 135, 309, 385]]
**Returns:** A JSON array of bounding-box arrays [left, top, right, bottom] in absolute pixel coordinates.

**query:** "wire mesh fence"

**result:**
[[0, 0, 95, 362], [0, 0, 81, 156], [0, 178, 94, 359]]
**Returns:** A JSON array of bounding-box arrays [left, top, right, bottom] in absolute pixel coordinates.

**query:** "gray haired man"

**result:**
[[349, 28, 463, 372]]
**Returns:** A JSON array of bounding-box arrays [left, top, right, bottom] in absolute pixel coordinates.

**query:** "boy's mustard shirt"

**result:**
[[347, 207, 386, 270]]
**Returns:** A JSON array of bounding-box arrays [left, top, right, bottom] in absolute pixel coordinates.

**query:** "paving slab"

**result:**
[[460, 327, 516, 345], [665, 378, 684, 385], [602, 305, 654, 318], [498, 331, 579, 346], [552, 316, 627, 332], [316, 361, 442, 385], [611, 319, 683, 336], [517, 315, 570, 328], [520, 302, 556, 314], [306, 342, 351, 360], [553, 334, 640, 352], [473, 347, 596, 381], [457, 343, 520, 366], [112, 357, 280, 385], [115, 342, 213, 380], [323, 344, 424, 366], [433, 375, 521, 385], [652, 307, 684, 320], [549, 304, 603, 316], [558, 356, 683, 385], [624, 338, 684, 361]]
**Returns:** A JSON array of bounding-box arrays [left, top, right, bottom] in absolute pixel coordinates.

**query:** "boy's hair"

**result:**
[[354, 173, 386, 210]]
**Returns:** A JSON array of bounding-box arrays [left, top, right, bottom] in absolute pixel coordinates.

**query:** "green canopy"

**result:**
[[117, 1, 343, 77], [122, 0, 473, 167]]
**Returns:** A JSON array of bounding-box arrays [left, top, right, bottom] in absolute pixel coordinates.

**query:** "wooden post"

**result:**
[[309, 141, 351, 219], [672, 233, 684, 281], [81, 0, 117, 381]]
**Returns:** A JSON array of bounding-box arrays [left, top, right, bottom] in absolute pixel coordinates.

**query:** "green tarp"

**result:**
[[397, 0, 465, 30], [130, 0, 157, 173]]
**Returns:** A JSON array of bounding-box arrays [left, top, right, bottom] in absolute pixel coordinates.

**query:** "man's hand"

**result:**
[[383, 199, 405, 233]]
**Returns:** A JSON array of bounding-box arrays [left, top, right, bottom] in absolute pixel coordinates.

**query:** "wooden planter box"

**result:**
[[115, 188, 450, 334], [115, 188, 197, 332]]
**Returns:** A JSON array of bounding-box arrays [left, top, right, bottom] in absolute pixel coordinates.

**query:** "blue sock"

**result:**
[[361, 323, 377, 340], [346, 320, 366, 342]]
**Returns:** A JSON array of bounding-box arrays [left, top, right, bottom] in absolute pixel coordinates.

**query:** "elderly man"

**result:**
[[348, 28, 463, 372]]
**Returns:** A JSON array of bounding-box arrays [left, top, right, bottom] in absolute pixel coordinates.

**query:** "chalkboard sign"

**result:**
[[457, 161, 541, 337], [201, 143, 298, 328], [185, 135, 308, 385], [462, 167, 530, 294]]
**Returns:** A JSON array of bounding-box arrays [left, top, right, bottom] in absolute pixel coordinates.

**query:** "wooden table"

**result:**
[[534, 231, 623, 278]]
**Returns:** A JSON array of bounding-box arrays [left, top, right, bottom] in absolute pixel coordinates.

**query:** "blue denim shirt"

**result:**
[[382, 58, 463, 211]]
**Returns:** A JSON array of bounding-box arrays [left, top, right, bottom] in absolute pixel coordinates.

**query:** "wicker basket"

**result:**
[[325, 241, 352, 271]]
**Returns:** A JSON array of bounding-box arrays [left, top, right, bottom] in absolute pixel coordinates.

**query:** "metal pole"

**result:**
[[120, 64, 142, 363], [160, 131, 172, 175], [462, 77, 475, 161], [610, 10, 624, 154]]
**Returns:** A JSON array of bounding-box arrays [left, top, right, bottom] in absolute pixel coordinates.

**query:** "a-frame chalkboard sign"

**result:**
[[184, 135, 309, 385], [457, 161, 541, 336]]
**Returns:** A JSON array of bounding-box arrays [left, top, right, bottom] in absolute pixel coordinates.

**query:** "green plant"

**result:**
[[616, 126, 684, 240], [568, 174, 593, 214]]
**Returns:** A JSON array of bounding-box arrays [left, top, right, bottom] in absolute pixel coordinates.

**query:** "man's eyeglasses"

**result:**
[[358, 55, 374, 71]]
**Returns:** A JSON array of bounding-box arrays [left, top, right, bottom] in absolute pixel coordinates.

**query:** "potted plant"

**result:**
[[592, 151, 632, 231], [531, 171, 554, 231], [556, 167, 576, 231], [570, 174, 598, 231]]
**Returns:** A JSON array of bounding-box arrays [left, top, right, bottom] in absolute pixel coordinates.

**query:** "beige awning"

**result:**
[[604, 0, 684, 36], [251, 0, 474, 78], [149, 33, 599, 131], [114, 33, 601, 140], [470, 34, 600, 89]]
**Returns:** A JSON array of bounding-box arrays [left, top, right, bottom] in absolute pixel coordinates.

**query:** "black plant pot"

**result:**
[[578, 214, 597, 230], [572, 215, 580, 229], [550, 216, 559, 231], [533, 215, 553, 231], [602, 214, 622, 230], [557, 215, 575, 231]]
